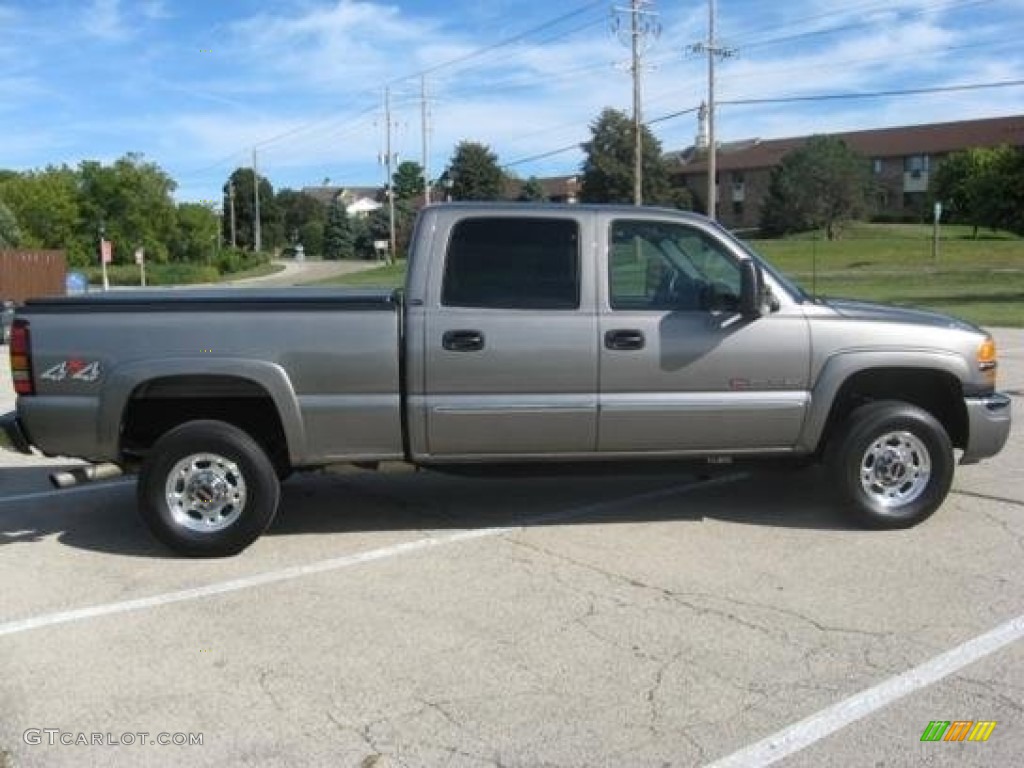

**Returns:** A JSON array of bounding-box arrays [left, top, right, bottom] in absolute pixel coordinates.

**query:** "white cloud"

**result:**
[[226, 1, 438, 92], [141, 0, 171, 21], [82, 0, 127, 41]]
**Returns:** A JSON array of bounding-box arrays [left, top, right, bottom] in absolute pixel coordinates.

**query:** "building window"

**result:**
[[732, 200, 744, 216], [903, 155, 930, 174], [872, 158, 883, 174], [731, 171, 744, 184]]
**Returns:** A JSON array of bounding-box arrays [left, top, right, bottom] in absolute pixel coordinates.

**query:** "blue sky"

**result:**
[[2, 0, 1023, 204]]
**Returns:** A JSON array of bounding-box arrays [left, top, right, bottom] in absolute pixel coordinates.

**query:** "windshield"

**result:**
[[709, 222, 813, 303]]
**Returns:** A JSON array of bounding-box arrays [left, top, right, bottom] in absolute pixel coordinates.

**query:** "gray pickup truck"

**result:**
[[2, 204, 1011, 555]]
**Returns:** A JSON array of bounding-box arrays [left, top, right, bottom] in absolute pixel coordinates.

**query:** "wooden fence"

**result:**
[[0, 250, 67, 302]]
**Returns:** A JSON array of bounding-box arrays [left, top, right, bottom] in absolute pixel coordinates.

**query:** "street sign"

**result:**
[[134, 247, 144, 265], [100, 239, 113, 264]]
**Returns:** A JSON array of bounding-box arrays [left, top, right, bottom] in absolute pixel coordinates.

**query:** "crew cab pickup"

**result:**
[[2, 204, 1011, 555]]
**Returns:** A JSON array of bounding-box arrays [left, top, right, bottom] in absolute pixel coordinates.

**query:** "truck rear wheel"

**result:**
[[137, 420, 280, 557], [826, 401, 954, 529]]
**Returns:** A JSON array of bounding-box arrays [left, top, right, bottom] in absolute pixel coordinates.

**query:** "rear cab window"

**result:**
[[442, 217, 581, 310]]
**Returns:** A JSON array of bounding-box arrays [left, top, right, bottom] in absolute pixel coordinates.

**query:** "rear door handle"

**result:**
[[442, 330, 485, 352], [605, 329, 645, 350]]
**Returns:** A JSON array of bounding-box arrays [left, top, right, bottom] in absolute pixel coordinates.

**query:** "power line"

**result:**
[[739, 0, 993, 51], [177, 3, 609, 184], [392, 1, 606, 83], [432, 15, 609, 86], [722, 78, 1024, 106], [503, 143, 582, 168], [501, 78, 1024, 172]]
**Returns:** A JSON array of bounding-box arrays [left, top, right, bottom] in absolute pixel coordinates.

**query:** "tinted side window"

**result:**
[[442, 217, 580, 310], [609, 220, 741, 312]]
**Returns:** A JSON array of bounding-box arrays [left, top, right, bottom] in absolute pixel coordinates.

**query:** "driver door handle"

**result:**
[[605, 329, 645, 351], [442, 330, 485, 352]]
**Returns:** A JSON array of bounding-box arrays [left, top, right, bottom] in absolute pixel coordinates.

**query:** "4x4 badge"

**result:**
[[40, 360, 102, 383]]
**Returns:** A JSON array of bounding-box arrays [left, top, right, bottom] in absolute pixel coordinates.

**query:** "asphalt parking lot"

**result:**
[[1, 331, 1021, 768]]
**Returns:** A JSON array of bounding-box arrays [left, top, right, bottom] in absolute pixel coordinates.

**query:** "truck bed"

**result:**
[[17, 287, 405, 465]]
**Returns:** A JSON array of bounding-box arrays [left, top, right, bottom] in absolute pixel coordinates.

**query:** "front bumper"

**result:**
[[1, 411, 33, 455], [961, 393, 1012, 464]]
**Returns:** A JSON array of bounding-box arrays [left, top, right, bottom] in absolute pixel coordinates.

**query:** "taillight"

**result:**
[[10, 319, 34, 396]]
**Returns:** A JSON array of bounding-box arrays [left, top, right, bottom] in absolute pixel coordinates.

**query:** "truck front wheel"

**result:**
[[827, 401, 954, 529], [137, 420, 280, 557]]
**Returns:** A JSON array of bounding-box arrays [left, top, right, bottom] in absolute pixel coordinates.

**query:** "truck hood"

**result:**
[[823, 298, 982, 334]]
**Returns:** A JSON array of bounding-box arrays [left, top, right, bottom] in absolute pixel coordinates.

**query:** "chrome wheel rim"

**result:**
[[859, 431, 931, 509], [165, 453, 247, 533]]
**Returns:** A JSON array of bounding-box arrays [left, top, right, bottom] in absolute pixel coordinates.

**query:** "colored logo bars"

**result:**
[[920, 720, 997, 742]]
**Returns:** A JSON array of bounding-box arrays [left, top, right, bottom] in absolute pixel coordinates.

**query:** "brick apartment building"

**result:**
[[668, 115, 1024, 230]]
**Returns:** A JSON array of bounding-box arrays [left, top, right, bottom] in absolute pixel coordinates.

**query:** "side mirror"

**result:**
[[739, 259, 765, 317]]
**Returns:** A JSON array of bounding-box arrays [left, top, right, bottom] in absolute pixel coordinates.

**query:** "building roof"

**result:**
[[503, 175, 580, 200], [300, 185, 384, 206], [673, 115, 1024, 174], [301, 186, 340, 205]]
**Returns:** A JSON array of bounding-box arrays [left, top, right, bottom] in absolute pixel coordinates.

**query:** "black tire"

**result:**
[[826, 400, 954, 529], [137, 420, 280, 557]]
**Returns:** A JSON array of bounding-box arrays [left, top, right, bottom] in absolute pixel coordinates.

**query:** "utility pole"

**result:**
[[421, 75, 431, 205], [383, 86, 396, 263], [252, 148, 262, 253], [613, 1, 660, 206], [228, 181, 237, 248], [688, 0, 735, 221]]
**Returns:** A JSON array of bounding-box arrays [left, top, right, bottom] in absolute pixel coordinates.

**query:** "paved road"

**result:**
[[224, 258, 385, 288], [0, 332, 1020, 767]]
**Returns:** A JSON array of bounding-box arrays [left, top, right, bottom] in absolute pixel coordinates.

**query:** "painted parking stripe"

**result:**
[[0, 477, 134, 505], [705, 612, 1024, 768], [0, 473, 744, 638]]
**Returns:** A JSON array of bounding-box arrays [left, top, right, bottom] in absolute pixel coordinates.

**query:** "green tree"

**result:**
[[0, 166, 83, 260], [0, 201, 22, 248], [448, 141, 504, 200], [931, 146, 1024, 237], [298, 220, 325, 257], [173, 203, 219, 263], [78, 153, 179, 263], [760, 136, 872, 239], [393, 161, 425, 201], [580, 107, 672, 205], [276, 188, 327, 255], [519, 176, 547, 202], [222, 168, 281, 252], [323, 201, 354, 260]]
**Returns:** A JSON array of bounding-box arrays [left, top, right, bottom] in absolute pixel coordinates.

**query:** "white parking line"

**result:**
[[705, 613, 1024, 768], [0, 477, 134, 505], [0, 474, 743, 638]]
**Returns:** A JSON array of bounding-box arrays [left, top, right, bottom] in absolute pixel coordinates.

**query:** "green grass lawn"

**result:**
[[747, 222, 1023, 327], [319, 223, 1024, 328], [310, 262, 407, 288]]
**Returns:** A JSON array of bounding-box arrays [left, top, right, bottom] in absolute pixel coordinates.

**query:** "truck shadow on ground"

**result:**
[[0, 464, 864, 558]]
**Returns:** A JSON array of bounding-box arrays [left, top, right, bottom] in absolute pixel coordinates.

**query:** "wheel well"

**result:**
[[818, 368, 967, 452], [120, 375, 289, 469]]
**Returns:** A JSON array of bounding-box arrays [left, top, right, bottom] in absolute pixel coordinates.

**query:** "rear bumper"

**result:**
[[961, 393, 1012, 464], [1, 411, 33, 455]]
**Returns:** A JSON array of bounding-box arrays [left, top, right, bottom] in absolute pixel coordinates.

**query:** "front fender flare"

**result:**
[[797, 349, 968, 453]]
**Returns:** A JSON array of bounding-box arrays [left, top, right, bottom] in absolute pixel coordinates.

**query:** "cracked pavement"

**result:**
[[0, 329, 1021, 767]]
